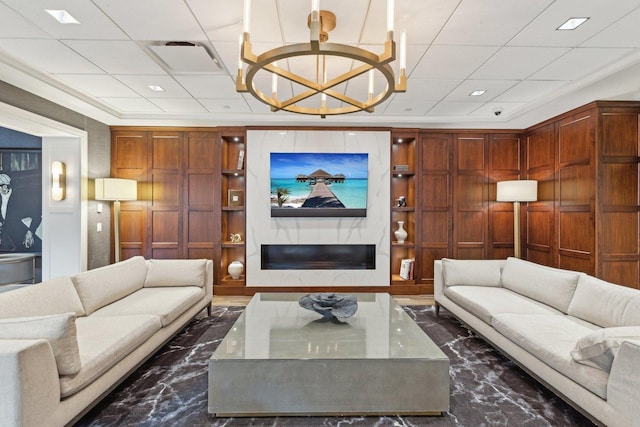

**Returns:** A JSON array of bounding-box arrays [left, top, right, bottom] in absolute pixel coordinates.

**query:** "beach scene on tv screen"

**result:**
[[270, 152, 368, 211]]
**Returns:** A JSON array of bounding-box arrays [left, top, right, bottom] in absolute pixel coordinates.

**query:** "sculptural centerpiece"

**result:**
[[298, 293, 358, 320]]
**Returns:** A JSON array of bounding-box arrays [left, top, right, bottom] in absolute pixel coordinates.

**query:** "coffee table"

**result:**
[[208, 293, 449, 417]]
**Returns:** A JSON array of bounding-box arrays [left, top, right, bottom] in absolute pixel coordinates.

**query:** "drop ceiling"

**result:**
[[1, 0, 639, 129]]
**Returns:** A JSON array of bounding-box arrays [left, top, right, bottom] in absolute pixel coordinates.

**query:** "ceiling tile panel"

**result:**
[[0, 39, 103, 74], [388, 0, 460, 46], [175, 75, 242, 99], [1, 0, 128, 39], [99, 97, 163, 113], [531, 47, 633, 80], [471, 47, 570, 80], [509, 0, 640, 47], [444, 79, 518, 102], [150, 98, 207, 113], [187, 0, 243, 42], [54, 74, 139, 97], [435, 0, 553, 45], [114, 75, 192, 99], [425, 101, 485, 116], [92, 0, 207, 41], [0, 3, 50, 38], [494, 80, 569, 102], [581, 7, 640, 48], [63, 40, 166, 75], [411, 45, 500, 80], [200, 98, 251, 113]]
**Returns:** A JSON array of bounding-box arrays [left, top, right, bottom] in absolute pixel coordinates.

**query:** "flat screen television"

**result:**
[[270, 152, 368, 217]]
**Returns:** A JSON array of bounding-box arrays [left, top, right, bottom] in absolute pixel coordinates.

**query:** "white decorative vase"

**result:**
[[228, 261, 244, 279], [394, 221, 408, 244]]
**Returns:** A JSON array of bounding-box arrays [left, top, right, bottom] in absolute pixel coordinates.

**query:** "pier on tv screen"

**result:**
[[270, 152, 368, 217]]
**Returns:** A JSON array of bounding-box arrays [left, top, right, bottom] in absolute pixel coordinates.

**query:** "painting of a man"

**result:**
[[0, 173, 42, 252]]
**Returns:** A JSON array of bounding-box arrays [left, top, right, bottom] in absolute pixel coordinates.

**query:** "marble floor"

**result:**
[[76, 304, 595, 427]]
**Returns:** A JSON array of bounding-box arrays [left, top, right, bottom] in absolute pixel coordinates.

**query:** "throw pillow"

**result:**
[[0, 312, 81, 375], [144, 259, 207, 288], [441, 258, 503, 287], [571, 326, 640, 372]]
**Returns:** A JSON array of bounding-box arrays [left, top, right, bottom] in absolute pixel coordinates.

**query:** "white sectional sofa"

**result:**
[[434, 257, 640, 427], [0, 256, 213, 427]]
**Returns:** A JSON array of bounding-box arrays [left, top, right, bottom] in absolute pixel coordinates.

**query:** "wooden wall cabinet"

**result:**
[[415, 131, 522, 292], [110, 128, 219, 266], [524, 101, 640, 289]]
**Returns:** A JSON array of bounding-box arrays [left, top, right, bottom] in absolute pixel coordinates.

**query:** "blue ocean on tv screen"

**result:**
[[270, 152, 368, 209]]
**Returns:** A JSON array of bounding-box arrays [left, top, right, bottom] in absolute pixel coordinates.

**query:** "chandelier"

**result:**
[[236, 0, 407, 118]]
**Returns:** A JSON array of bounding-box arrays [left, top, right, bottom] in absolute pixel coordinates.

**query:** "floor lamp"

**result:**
[[95, 178, 138, 263], [496, 180, 537, 259]]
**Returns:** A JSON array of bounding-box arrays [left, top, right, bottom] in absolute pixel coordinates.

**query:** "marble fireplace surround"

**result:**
[[246, 130, 390, 287]]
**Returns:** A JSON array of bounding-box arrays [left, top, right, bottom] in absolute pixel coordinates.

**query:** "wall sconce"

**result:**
[[51, 161, 66, 201]]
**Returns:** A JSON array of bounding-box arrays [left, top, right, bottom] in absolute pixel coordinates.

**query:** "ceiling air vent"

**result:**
[[148, 41, 222, 74]]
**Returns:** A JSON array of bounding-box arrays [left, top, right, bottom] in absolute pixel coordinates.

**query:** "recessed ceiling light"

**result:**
[[147, 85, 165, 92], [469, 90, 486, 96], [347, 132, 356, 136], [44, 9, 79, 24], [557, 17, 589, 31]]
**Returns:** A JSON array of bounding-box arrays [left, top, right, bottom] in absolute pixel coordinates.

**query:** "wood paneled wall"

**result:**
[[417, 131, 523, 287], [109, 102, 640, 292], [524, 101, 640, 289], [111, 129, 220, 281]]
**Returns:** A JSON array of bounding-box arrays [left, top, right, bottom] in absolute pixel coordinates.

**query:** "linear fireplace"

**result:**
[[261, 244, 376, 270]]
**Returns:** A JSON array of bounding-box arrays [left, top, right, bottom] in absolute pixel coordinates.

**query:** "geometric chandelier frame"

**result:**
[[236, 0, 407, 118]]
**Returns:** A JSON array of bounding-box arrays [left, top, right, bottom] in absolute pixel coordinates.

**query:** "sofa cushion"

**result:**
[[0, 276, 85, 319], [441, 258, 503, 287], [492, 313, 609, 399], [71, 256, 147, 315], [500, 257, 579, 314], [0, 313, 81, 375], [144, 258, 207, 288], [90, 286, 205, 327], [568, 275, 640, 327], [571, 327, 640, 372], [60, 314, 161, 397], [444, 286, 562, 325]]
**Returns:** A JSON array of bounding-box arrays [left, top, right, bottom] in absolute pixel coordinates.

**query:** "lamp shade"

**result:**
[[95, 178, 137, 201], [496, 180, 537, 202]]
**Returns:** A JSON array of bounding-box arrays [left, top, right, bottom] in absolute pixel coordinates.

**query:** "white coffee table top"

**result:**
[[213, 292, 446, 361]]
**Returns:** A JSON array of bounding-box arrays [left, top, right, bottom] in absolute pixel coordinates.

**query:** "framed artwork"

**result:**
[[270, 152, 368, 217], [0, 149, 42, 253], [228, 189, 244, 207]]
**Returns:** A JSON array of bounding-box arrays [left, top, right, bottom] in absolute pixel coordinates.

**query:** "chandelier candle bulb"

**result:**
[[311, 0, 319, 20], [243, 0, 251, 34], [368, 69, 374, 99], [400, 31, 407, 72], [237, 35, 243, 72], [387, 0, 394, 33], [272, 62, 278, 98]]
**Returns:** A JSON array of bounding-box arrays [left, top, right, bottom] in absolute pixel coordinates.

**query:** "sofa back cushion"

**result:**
[[0, 276, 85, 318], [441, 258, 503, 287], [71, 256, 147, 315], [0, 313, 81, 375], [501, 257, 579, 314], [144, 258, 207, 288], [568, 275, 640, 327]]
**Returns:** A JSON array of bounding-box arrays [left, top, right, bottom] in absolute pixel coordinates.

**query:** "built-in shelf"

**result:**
[[219, 130, 247, 289], [390, 131, 418, 289]]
